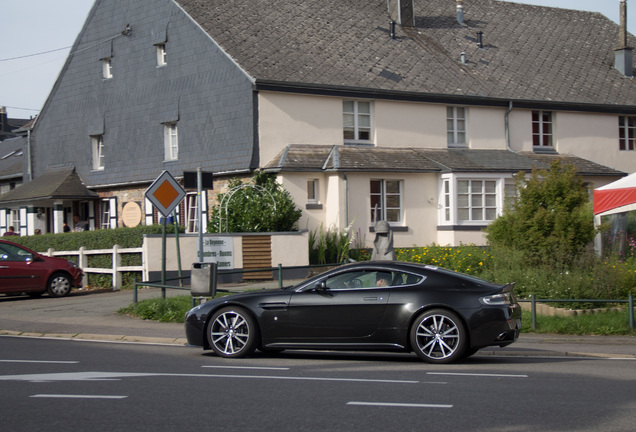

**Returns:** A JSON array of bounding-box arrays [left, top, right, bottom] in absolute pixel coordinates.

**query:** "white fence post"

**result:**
[[112, 244, 121, 291], [79, 246, 88, 288]]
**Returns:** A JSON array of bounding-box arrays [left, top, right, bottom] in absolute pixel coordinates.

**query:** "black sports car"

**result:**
[[185, 261, 521, 363]]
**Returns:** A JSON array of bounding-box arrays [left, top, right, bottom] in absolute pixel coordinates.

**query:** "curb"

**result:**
[[0, 330, 188, 346]]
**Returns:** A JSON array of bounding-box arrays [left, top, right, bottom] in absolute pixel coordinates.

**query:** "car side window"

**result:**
[[390, 272, 424, 286], [324, 270, 405, 289], [0, 243, 32, 262]]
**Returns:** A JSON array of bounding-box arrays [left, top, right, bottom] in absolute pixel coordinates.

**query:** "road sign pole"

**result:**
[[174, 209, 183, 286], [161, 217, 166, 299], [198, 167, 203, 262]]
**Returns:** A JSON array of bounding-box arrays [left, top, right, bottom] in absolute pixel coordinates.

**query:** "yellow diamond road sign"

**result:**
[[145, 171, 186, 217]]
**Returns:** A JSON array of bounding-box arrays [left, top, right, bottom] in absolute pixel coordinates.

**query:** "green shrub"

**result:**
[[309, 222, 356, 264], [486, 161, 594, 268], [208, 172, 302, 233]]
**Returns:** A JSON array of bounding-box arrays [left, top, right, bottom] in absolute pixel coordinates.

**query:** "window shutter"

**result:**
[[145, 197, 154, 225]]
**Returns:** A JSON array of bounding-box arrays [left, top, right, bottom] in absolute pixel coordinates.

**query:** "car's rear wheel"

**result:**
[[47, 273, 72, 297], [207, 307, 258, 358], [410, 309, 467, 364]]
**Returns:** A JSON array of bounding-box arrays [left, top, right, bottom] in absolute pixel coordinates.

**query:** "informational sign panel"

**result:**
[[145, 171, 186, 217], [122, 202, 142, 227], [200, 237, 234, 269]]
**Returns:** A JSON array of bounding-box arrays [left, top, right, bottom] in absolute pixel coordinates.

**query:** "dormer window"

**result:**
[[156, 43, 167, 66], [163, 122, 178, 161], [102, 58, 113, 79], [91, 134, 105, 170]]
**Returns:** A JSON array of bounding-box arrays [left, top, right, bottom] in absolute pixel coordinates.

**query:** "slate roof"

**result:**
[[0, 137, 24, 180], [176, 0, 636, 110], [264, 145, 625, 177], [0, 168, 99, 204]]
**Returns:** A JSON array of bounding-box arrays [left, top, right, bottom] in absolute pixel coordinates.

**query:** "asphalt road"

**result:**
[[1, 336, 635, 432]]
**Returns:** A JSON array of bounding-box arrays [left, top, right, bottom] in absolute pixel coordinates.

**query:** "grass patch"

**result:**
[[521, 309, 635, 336], [119, 296, 195, 323]]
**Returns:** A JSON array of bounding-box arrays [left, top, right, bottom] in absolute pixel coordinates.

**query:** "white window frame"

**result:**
[[532, 110, 553, 148], [343, 100, 372, 143], [100, 197, 117, 229], [447, 106, 467, 147], [9, 209, 20, 233], [619, 116, 636, 151], [307, 179, 319, 203], [102, 58, 113, 79], [156, 43, 167, 67], [370, 179, 402, 224], [185, 192, 199, 233], [163, 122, 178, 161], [91, 134, 104, 170], [439, 173, 513, 226]]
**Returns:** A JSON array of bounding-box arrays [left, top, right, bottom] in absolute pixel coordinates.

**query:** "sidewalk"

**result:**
[[1, 285, 635, 359]]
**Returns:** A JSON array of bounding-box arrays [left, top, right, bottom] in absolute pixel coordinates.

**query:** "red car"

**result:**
[[0, 239, 83, 297]]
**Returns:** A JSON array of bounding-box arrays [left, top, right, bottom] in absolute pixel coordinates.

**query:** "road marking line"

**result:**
[[0, 371, 418, 384], [0, 360, 79, 364], [348, 401, 453, 409], [202, 365, 290, 371], [427, 372, 528, 378], [31, 394, 127, 399]]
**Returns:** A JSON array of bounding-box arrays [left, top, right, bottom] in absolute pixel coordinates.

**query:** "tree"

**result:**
[[208, 172, 302, 233], [485, 161, 594, 267]]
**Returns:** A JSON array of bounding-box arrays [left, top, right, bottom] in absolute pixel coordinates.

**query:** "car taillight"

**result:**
[[479, 292, 514, 306]]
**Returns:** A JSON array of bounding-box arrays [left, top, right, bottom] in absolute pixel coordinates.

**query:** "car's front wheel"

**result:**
[[410, 309, 467, 364], [47, 273, 72, 297], [207, 307, 258, 358]]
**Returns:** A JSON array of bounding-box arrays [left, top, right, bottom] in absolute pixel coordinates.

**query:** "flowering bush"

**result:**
[[395, 244, 491, 276]]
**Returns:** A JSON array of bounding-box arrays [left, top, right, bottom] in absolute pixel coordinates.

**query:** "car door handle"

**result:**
[[0, 266, 9, 268], [363, 297, 378, 301]]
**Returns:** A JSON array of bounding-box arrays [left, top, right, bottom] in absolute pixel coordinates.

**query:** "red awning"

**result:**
[[593, 173, 636, 215]]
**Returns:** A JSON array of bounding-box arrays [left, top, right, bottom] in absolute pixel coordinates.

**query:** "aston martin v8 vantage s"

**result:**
[[185, 261, 521, 364]]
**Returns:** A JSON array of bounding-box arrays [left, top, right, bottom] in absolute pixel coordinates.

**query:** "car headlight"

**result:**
[[480, 292, 513, 305], [66, 260, 79, 268]]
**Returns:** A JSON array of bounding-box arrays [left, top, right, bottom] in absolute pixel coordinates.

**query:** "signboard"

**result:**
[[200, 237, 234, 268], [145, 171, 186, 217], [122, 202, 142, 227]]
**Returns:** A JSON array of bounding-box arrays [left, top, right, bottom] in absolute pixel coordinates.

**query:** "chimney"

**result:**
[[457, 0, 464, 25], [0, 106, 8, 133], [615, 0, 633, 77], [387, 0, 415, 27]]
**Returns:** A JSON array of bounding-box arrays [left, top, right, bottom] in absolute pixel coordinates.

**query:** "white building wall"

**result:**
[[467, 107, 507, 150], [258, 92, 342, 165], [373, 101, 444, 147]]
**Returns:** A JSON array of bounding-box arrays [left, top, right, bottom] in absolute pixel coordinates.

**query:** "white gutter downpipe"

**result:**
[[505, 101, 514, 151]]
